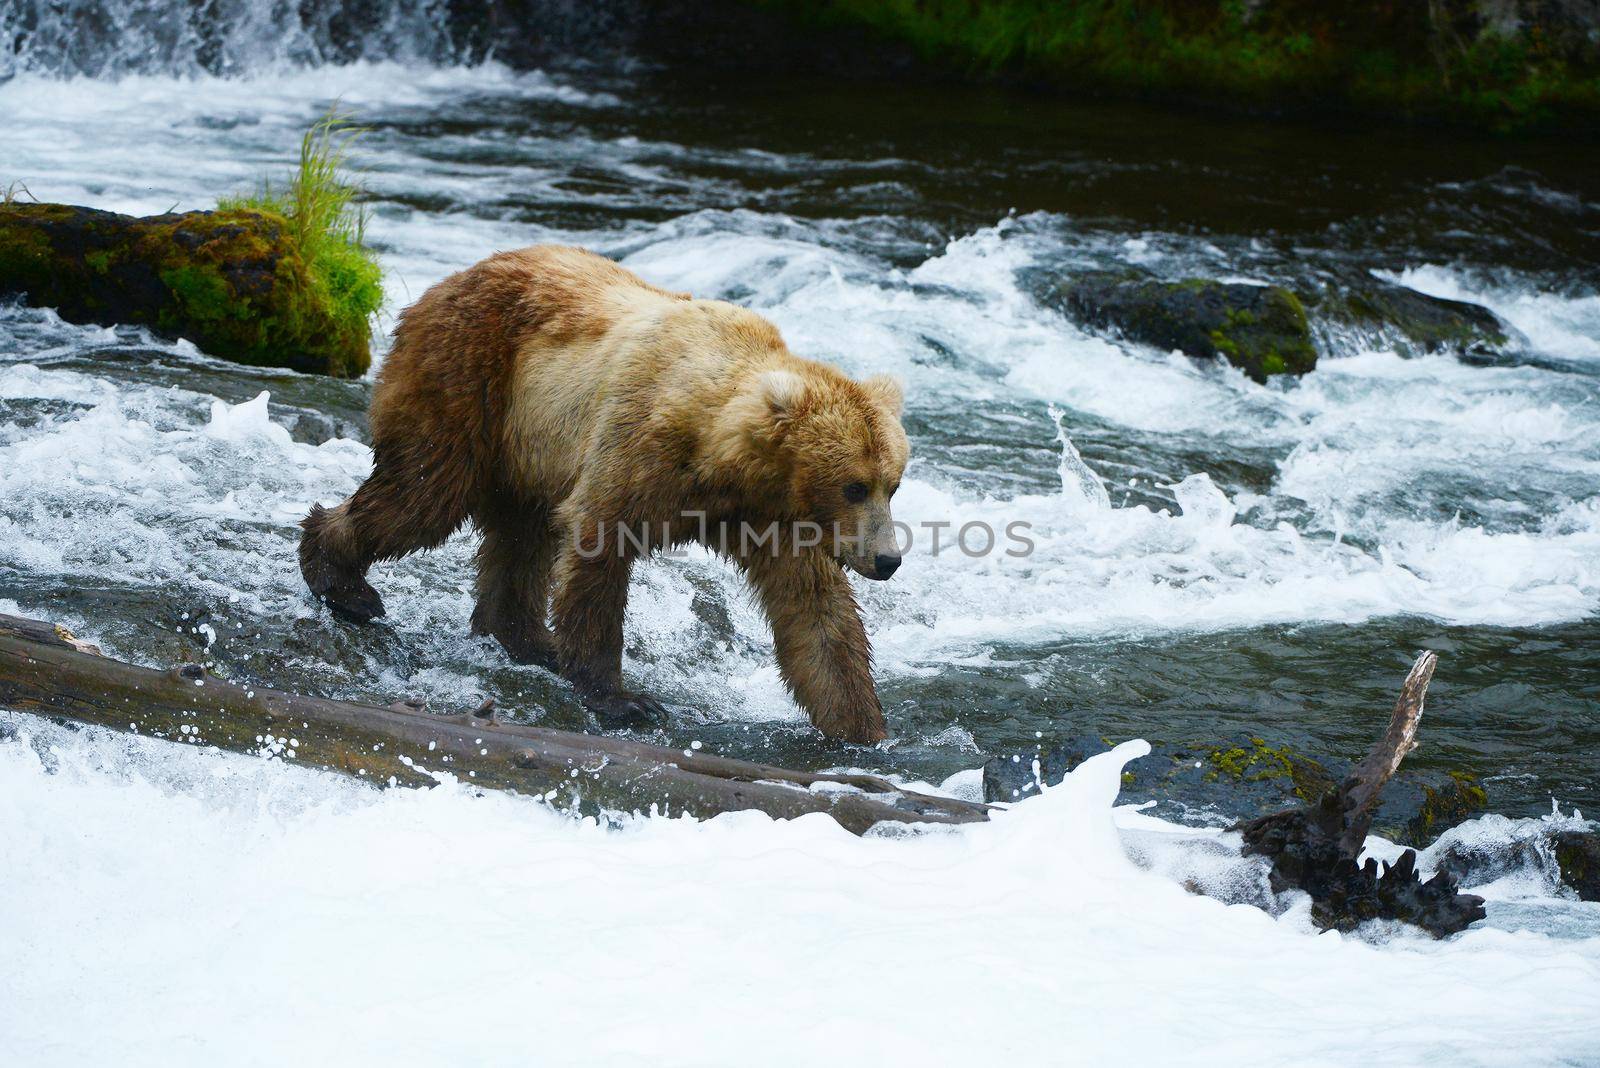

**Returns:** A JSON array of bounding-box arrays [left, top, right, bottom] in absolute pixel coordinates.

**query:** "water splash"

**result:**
[[1048, 404, 1110, 512]]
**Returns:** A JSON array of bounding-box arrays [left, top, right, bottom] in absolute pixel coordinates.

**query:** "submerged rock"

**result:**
[[0, 203, 371, 377], [1052, 270, 1317, 383], [1432, 821, 1600, 902]]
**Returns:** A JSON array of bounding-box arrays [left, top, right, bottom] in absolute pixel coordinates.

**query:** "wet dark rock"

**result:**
[[1553, 829, 1600, 901], [1372, 769, 1490, 848], [1429, 819, 1562, 889], [1050, 270, 1317, 383], [1309, 278, 1508, 356], [0, 203, 370, 377]]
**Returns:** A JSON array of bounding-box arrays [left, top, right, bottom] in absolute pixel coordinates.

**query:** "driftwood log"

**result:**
[[1237, 652, 1488, 936], [0, 613, 987, 834]]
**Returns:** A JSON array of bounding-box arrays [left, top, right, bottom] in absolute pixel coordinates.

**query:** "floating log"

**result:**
[[0, 613, 988, 834], [1236, 652, 1488, 937]]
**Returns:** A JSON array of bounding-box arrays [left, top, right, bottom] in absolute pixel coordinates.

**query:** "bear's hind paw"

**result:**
[[585, 691, 668, 730]]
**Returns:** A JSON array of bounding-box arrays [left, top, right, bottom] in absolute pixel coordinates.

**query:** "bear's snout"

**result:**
[[872, 553, 902, 580]]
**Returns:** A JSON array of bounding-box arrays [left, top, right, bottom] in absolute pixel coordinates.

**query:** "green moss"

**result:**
[[1205, 287, 1314, 380], [1405, 770, 1488, 844], [161, 264, 236, 324], [1202, 737, 1331, 801], [0, 223, 53, 281]]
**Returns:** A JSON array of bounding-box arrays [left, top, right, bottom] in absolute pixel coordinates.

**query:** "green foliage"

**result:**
[[220, 110, 383, 353], [756, 0, 1600, 131]]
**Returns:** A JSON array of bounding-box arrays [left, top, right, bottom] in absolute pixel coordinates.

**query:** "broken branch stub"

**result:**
[[1237, 651, 1486, 937]]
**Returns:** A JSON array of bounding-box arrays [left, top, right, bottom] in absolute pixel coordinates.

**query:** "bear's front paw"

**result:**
[[584, 690, 668, 730]]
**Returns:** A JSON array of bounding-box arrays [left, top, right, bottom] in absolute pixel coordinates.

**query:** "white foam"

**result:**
[[2, 717, 1596, 1067]]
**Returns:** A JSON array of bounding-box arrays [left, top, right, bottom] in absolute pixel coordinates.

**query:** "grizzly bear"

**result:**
[[299, 246, 908, 743]]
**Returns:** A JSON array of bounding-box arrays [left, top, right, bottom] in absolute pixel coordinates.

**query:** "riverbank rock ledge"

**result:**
[[0, 203, 370, 377], [1055, 271, 1319, 383]]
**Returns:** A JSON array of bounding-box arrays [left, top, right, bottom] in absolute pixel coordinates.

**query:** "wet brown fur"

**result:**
[[300, 245, 908, 743]]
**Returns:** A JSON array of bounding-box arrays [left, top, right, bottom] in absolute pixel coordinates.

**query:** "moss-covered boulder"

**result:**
[[1310, 279, 1508, 356], [1054, 271, 1318, 383], [0, 203, 371, 377]]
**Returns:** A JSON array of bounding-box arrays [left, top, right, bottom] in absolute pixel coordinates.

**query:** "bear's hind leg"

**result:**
[[470, 498, 559, 668], [300, 447, 472, 622]]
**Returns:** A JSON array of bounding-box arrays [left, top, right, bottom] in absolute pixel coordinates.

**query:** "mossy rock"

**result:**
[[1308, 278, 1508, 356], [1053, 270, 1317, 383], [0, 203, 371, 377]]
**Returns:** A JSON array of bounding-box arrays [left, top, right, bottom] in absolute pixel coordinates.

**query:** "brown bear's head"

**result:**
[[747, 366, 910, 581]]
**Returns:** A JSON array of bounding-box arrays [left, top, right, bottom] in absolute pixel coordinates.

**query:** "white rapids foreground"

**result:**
[[2, 715, 1597, 1067]]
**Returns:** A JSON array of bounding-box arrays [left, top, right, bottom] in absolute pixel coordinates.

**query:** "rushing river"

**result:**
[[3, 4, 1600, 1063]]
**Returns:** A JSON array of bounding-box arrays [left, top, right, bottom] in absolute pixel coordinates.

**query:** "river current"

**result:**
[[2, 6, 1599, 1062]]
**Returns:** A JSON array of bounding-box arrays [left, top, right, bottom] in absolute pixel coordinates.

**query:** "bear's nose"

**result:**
[[874, 553, 902, 579]]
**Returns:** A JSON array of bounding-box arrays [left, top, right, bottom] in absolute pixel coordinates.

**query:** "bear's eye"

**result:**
[[843, 482, 869, 504]]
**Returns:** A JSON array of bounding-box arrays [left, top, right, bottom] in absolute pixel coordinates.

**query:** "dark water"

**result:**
[[3, 55, 1599, 820]]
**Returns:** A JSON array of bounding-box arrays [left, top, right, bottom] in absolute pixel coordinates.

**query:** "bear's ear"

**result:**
[[862, 373, 904, 417], [758, 369, 808, 421]]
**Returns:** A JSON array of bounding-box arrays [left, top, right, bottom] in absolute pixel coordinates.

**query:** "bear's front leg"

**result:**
[[745, 548, 886, 744], [549, 530, 666, 729]]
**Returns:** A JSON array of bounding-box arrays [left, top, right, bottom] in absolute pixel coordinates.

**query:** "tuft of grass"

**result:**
[[3, 180, 37, 206], [220, 110, 383, 350]]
